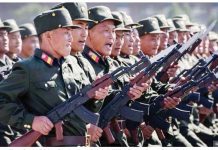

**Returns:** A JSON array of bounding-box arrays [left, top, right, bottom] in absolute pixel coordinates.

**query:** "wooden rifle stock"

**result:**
[[103, 126, 115, 144], [9, 130, 41, 147]]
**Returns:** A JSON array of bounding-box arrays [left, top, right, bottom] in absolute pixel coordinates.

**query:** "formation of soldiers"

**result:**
[[0, 2, 218, 147]]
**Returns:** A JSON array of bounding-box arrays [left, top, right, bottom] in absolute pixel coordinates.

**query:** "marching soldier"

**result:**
[[112, 11, 145, 147], [167, 19, 178, 45], [82, 6, 147, 146], [19, 23, 39, 59], [208, 31, 218, 53], [0, 17, 15, 147], [3, 19, 22, 62], [52, 2, 109, 144], [137, 17, 182, 147]]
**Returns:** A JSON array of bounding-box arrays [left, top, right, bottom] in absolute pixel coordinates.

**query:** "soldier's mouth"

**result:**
[[115, 47, 121, 51], [105, 43, 113, 49], [79, 40, 85, 44]]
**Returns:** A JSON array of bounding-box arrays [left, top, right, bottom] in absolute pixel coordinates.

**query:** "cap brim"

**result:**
[[168, 28, 177, 32], [186, 22, 197, 27], [63, 24, 81, 29], [177, 29, 189, 32], [101, 18, 122, 26], [126, 23, 143, 29], [160, 26, 171, 29], [74, 18, 97, 23], [0, 26, 10, 30], [150, 30, 164, 34], [9, 28, 25, 33], [115, 27, 131, 31]]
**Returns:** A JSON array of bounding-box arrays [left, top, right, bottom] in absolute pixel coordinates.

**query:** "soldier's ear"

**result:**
[[45, 31, 53, 39]]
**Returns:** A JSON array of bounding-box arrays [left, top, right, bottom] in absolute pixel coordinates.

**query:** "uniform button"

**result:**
[[24, 124, 27, 128], [27, 125, 31, 129], [45, 83, 48, 88], [68, 85, 71, 89]]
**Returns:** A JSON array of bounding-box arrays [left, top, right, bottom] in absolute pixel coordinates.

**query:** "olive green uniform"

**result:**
[[0, 49, 96, 146]]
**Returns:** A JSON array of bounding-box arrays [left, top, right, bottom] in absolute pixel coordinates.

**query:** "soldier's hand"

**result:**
[[86, 123, 103, 142], [167, 64, 179, 78], [129, 84, 144, 100], [140, 124, 154, 140], [163, 97, 181, 109], [32, 116, 54, 135], [94, 86, 109, 100], [141, 82, 150, 92]]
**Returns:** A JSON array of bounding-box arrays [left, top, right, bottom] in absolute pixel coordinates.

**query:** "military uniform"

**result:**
[[0, 18, 17, 146], [0, 8, 98, 147], [0, 55, 15, 146]]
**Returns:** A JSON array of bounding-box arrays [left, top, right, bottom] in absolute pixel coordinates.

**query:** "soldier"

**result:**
[[111, 11, 145, 147], [153, 15, 179, 82], [167, 19, 178, 45], [0, 17, 15, 146], [173, 18, 192, 74], [107, 11, 131, 147], [173, 14, 196, 40], [132, 28, 141, 57], [208, 31, 218, 53], [172, 18, 189, 44], [3, 19, 22, 62], [137, 17, 182, 147], [82, 6, 146, 146], [0, 8, 109, 147], [117, 11, 142, 66], [152, 14, 170, 53], [51, 2, 109, 144], [19, 23, 39, 59]]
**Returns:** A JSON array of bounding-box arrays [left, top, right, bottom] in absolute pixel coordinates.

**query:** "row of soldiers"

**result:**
[[0, 2, 218, 147]]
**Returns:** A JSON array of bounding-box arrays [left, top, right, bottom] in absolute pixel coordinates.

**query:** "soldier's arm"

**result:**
[[0, 63, 35, 129]]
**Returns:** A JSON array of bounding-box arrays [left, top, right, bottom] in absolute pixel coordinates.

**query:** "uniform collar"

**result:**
[[83, 45, 109, 65], [0, 54, 13, 66], [120, 53, 130, 58], [34, 48, 64, 66]]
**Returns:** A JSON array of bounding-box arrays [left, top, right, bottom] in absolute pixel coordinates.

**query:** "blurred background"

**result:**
[[0, 2, 217, 31]]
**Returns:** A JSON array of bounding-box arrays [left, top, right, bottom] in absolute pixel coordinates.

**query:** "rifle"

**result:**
[[170, 52, 218, 85], [9, 56, 150, 147], [157, 21, 217, 83]]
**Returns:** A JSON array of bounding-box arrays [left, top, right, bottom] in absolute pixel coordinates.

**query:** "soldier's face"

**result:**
[[203, 37, 210, 55], [197, 38, 204, 54], [140, 33, 160, 56], [49, 28, 73, 58], [88, 20, 116, 56], [177, 31, 187, 44], [168, 31, 178, 45], [21, 36, 39, 57], [186, 26, 192, 40], [8, 31, 22, 54], [0, 29, 9, 53], [209, 40, 218, 53], [159, 28, 169, 50], [111, 30, 124, 57], [121, 30, 134, 55], [132, 29, 141, 55], [71, 20, 88, 54]]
